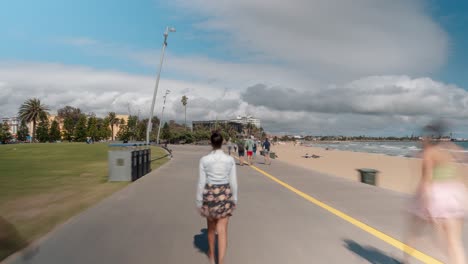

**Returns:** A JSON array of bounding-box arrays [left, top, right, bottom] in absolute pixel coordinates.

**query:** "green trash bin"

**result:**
[[357, 168, 378, 186]]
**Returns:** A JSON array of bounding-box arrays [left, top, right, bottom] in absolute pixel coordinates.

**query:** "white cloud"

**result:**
[[242, 76, 468, 117], [174, 0, 448, 79], [68, 41, 315, 90], [2, 62, 468, 136], [0, 62, 229, 122]]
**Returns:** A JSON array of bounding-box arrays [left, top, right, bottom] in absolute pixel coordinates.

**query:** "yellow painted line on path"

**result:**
[[237, 156, 441, 264]]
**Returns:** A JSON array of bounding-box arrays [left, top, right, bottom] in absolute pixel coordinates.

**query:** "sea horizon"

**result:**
[[304, 141, 468, 158]]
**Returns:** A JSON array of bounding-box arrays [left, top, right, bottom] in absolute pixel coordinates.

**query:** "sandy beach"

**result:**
[[271, 142, 468, 194]]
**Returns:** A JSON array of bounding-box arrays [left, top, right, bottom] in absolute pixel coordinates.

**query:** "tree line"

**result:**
[[11, 98, 160, 143], [1, 98, 266, 144]]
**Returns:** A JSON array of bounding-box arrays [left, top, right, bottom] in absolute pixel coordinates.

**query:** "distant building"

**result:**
[[22, 115, 63, 137], [1, 117, 19, 136], [230, 116, 261, 128]]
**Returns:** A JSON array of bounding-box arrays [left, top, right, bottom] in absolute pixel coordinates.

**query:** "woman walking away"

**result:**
[[197, 132, 238, 264], [405, 120, 467, 264]]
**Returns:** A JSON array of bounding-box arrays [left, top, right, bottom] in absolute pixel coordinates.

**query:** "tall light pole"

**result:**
[[156, 89, 170, 144], [146, 26, 176, 145]]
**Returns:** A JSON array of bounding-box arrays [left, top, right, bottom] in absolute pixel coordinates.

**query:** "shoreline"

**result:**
[[303, 143, 422, 159], [271, 142, 468, 194]]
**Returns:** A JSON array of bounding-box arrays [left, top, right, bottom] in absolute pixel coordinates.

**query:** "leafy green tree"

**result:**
[[58, 106, 82, 142], [49, 119, 61, 142], [35, 113, 50, 143], [74, 115, 88, 142], [161, 122, 171, 140], [116, 124, 130, 141], [127, 115, 138, 141], [150, 117, 161, 142], [99, 117, 112, 140], [180, 130, 194, 143], [18, 98, 49, 142], [17, 119, 29, 141], [87, 115, 99, 141], [57, 106, 82, 125], [0, 121, 13, 144], [62, 117, 75, 142], [193, 129, 211, 142], [136, 119, 147, 141]]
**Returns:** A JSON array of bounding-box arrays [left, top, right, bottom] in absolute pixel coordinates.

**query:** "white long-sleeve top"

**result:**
[[196, 149, 238, 208]]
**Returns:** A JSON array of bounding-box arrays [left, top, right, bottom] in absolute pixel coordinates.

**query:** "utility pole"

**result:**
[[146, 26, 176, 145], [156, 89, 170, 144]]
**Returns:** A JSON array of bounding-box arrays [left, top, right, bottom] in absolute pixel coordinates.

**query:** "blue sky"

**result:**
[[430, 0, 468, 87], [2, 0, 468, 136], [0, 0, 241, 76], [1, 1, 186, 73], [1, 0, 467, 86]]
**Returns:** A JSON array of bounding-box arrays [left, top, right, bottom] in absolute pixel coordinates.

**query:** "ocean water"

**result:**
[[305, 141, 468, 158]]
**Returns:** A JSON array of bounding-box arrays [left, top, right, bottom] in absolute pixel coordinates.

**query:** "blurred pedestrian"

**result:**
[[262, 138, 271, 165], [405, 121, 467, 264], [227, 138, 233, 156], [237, 140, 245, 166], [252, 140, 257, 160], [245, 136, 255, 165]]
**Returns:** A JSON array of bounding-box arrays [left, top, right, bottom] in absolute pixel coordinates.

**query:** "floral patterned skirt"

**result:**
[[200, 183, 235, 219]]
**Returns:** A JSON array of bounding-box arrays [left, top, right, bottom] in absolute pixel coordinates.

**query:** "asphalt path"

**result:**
[[5, 145, 464, 264]]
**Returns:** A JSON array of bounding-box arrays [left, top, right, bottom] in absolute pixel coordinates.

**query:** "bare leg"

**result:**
[[207, 218, 217, 264], [216, 217, 229, 264], [443, 218, 466, 264]]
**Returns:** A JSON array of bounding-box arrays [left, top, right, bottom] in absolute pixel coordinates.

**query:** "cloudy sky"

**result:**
[[1, 0, 468, 136]]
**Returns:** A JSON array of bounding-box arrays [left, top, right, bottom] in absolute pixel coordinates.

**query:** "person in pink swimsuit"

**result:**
[[406, 121, 467, 264]]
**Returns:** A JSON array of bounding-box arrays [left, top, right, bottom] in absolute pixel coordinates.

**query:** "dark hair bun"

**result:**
[[211, 132, 223, 149]]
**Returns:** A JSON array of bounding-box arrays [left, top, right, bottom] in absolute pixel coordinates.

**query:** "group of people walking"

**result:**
[[227, 136, 271, 166]]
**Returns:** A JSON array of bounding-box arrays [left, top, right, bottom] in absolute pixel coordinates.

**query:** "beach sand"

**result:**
[[271, 142, 468, 194]]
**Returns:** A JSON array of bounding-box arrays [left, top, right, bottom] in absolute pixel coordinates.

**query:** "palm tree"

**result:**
[[18, 98, 49, 142], [108, 112, 119, 140], [181, 95, 188, 130]]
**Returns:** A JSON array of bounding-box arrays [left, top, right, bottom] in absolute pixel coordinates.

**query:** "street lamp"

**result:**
[[156, 89, 170, 144], [146, 26, 176, 145]]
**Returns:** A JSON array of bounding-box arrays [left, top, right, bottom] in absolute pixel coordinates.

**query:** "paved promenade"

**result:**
[[5, 145, 467, 263]]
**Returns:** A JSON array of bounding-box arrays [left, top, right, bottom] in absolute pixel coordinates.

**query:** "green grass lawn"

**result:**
[[0, 143, 169, 260]]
